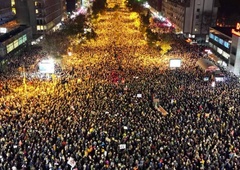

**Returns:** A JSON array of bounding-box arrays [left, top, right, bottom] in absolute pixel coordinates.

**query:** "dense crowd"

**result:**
[[0, 0, 240, 170]]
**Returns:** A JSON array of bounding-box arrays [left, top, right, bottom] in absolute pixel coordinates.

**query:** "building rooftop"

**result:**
[[0, 11, 15, 25], [211, 26, 234, 38], [0, 20, 19, 33], [0, 25, 29, 43]]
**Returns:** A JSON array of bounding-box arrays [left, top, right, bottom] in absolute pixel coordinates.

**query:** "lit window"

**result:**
[[12, 8, 16, 14], [6, 43, 14, 53], [11, 0, 15, 5], [19, 37, 23, 45], [224, 41, 230, 49], [37, 25, 41, 30], [13, 40, 18, 48], [219, 38, 223, 45], [23, 35, 27, 42], [209, 33, 214, 39], [36, 9, 39, 14]]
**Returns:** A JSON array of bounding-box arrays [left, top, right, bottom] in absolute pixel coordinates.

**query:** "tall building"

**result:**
[[230, 24, 240, 75], [15, 0, 66, 35], [0, 0, 15, 25], [0, 0, 32, 58], [0, 0, 67, 58], [207, 23, 240, 76], [208, 27, 232, 66], [162, 0, 220, 43]]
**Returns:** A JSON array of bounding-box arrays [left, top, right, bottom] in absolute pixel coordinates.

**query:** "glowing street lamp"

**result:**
[[143, 2, 150, 8]]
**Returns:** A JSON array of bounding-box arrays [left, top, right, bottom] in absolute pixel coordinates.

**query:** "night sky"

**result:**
[[217, 0, 240, 25], [218, 0, 240, 17]]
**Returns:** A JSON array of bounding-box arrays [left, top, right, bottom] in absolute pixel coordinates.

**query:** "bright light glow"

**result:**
[[236, 23, 240, 30], [38, 59, 55, 73], [70, 14, 76, 19], [152, 15, 172, 27], [204, 49, 212, 54], [84, 28, 92, 33], [215, 77, 224, 82], [170, 59, 181, 68], [143, 2, 150, 8], [204, 77, 209, 81], [0, 27, 7, 33], [211, 81, 216, 87], [76, 7, 88, 15]]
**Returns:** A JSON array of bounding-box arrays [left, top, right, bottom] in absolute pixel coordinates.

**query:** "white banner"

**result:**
[[119, 144, 126, 150]]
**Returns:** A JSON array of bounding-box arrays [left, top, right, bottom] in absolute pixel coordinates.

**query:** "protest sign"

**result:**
[[119, 144, 126, 150]]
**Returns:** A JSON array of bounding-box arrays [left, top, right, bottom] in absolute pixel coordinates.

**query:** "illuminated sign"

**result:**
[[232, 23, 240, 37], [219, 38, 223, 45], [210, 34, 230, 48], [224, 41, 230, 49], [236, 23, 240, 30], [209, 33, 214, 39]]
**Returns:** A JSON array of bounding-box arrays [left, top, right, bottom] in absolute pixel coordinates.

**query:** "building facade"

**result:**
[[15, 0, 66, 35], [208, 27, 232, 66], [0, 24, 32, 57], [229, 24, 240, 76], [0, 0, 32, 58], [208, 24, 240, 76], [0, 0, 67, 58], [162, 0, 219, 42], [0, 0, 15, 25]]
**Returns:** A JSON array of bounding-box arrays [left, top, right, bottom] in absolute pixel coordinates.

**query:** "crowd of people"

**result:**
[[0, 0, 240, 169]]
